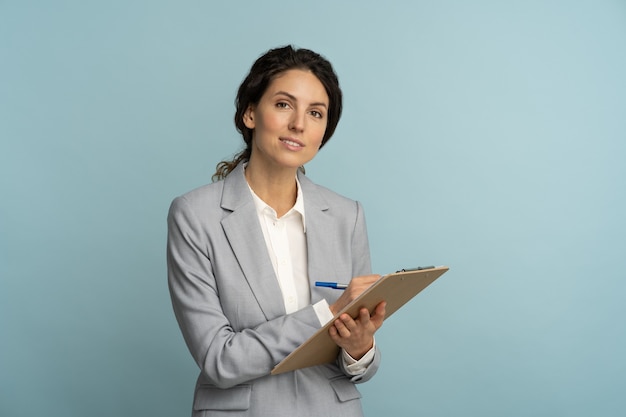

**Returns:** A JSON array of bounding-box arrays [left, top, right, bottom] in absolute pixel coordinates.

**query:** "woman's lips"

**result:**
[[280, 137, 304, 149]]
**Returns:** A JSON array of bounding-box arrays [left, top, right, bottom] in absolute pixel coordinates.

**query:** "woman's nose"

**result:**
[[289, 110, 305, 132]]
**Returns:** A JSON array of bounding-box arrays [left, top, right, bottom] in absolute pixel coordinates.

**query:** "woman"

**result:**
[[167, 45, 386, 416]]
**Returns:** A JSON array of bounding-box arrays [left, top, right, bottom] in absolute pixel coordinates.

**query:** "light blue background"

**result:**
[[1, 1, 625, 416]]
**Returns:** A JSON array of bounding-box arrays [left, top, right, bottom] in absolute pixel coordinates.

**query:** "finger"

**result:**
[[365, 273, 382, 281], [334, 318, 351, 337], [329, 324, 345, 345], [354, 275, 378, 285], [359, 308, 371, 324], [340, 313, 359, 331], [347, 275, 380, 292], [370, 301, 387, 328]]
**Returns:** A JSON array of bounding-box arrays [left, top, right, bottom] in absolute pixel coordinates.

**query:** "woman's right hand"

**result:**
[[328, 274, 380, 316]]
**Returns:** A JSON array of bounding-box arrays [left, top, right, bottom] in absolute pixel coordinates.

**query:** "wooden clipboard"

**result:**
[[271, 266, 449, 375]]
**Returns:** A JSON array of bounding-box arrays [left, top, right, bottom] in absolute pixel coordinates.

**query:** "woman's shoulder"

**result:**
[[169, 180, 225, 214], [299, 174, 362, 211]]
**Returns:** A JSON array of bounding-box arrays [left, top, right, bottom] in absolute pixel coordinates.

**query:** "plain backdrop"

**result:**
[[1, 1, 625, 416]]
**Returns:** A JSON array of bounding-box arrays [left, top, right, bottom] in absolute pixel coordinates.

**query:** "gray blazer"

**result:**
[[167, 163, 381, 417]]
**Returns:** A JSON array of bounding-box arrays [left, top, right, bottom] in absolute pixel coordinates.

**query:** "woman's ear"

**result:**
[[243, 106, 256, 129]]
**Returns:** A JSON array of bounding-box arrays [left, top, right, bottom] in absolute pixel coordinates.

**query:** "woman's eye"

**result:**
[[310, 110, 323, 118], [276, 102, 289, 109]]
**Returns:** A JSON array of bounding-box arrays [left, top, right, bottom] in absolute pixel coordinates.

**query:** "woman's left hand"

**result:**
[[328, 301, 386, 360]]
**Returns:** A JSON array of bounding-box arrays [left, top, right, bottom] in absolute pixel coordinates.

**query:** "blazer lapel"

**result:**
[[220, 164, 286, 321], [298, 172, 334, 305]]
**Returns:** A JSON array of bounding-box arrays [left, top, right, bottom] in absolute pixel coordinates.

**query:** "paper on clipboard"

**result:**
[[271, 266, 449, 375]]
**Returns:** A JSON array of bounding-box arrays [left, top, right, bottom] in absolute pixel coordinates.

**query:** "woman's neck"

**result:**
[[244, 160, 298, 218]]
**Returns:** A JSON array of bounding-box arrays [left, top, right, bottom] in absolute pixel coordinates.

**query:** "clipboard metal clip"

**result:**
[[396, 266, 435, 273]]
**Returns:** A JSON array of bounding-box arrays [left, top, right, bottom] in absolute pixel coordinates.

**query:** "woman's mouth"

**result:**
[[280, 138, 304, 148]]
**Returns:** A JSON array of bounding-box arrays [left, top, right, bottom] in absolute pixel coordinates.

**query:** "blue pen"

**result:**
[[315, 281, 348, 290]]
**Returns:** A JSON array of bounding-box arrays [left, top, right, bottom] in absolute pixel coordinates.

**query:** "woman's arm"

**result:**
[[332, 201, 385, 382], [167, 196, 321, 389]]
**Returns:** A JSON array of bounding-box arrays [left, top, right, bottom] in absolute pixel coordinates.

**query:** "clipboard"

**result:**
[[271, 265, 449, 375]]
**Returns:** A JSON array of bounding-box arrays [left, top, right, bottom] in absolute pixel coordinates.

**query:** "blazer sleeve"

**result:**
[[167, 196, 322, 389], [351, 200, 373, 277], [337, 200, 382, 383]]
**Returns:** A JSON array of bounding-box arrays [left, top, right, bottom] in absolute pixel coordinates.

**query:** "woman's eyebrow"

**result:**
[[274, 91, 328, 108]]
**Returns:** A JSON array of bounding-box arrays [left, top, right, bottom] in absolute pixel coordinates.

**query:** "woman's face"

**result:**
[[243, 69, 329, 172]]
